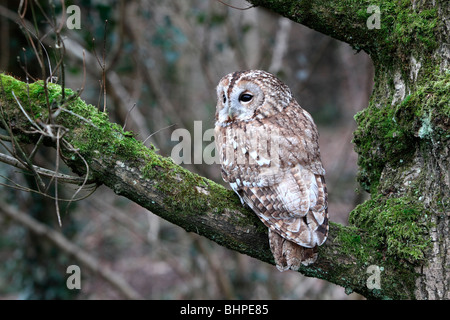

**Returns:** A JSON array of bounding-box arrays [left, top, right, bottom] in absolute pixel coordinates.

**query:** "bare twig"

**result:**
[[2, 92, 46, 190], [122, 103, 136, 131], [54, 127, 62, 226], [12, 90, 41, 132], [0, 176, 97, 202], [215, 0, 254, 10], [0, 133, 12, 141], [92, 20, 108, 112], [142, 123, 176, 145], [0, 152, 93, 185], [58, 107, 99, 129], [60, 138, 93, 215]]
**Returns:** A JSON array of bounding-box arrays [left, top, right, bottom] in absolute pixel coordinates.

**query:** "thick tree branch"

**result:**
[[0, 73, 420, 299], [247, 0, 444, 64], [247, 0, 380, 54]]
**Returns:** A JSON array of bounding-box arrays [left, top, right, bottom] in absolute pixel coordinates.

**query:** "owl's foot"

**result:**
[[268, 229, 318, 271]]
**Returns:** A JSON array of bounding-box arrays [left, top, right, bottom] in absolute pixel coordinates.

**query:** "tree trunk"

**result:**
[[247, 0, 449, 299]]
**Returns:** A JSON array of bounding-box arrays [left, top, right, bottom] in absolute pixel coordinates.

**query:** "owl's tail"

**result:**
[[268, 228, 319, 271]]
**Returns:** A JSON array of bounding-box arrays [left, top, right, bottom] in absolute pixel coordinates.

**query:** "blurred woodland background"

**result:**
[[0, 0, 373, 299]]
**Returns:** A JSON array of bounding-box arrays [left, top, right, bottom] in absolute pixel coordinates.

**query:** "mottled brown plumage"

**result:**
[[214, 70, 328, 271]]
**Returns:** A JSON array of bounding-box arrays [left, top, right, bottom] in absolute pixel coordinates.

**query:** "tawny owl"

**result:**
[[214, 70, 328, 271]]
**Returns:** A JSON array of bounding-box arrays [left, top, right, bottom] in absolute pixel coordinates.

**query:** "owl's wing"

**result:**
[[241, 105, 328, 248], [240, 166, 328, 248], [270, 105, 325, 176], [215, 104, 328, 248]]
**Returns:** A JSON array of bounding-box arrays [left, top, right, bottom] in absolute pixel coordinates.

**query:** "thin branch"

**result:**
[[60, 138, 93, 215], [0, 134, 12, 141], [12, 90, 41, 131], [142, 123, 176, 145], [29, 134, 44, 160], [0, 175, 97, 202], [54, 127, 62, 226], [58, 107, 99, 129], [2, 92, 45, 190], [215, 0, 254, 10], [122, 103, 136, 131], [92, 20, 108, 112], [0, 152, 93, 185]]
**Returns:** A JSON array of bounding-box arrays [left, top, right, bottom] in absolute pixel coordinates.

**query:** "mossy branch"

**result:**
[[0, 73, 419, 299], [247, 0, 441, 62]]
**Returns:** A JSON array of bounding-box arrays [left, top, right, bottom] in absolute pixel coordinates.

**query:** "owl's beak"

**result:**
[[227, 106, 236, 120]]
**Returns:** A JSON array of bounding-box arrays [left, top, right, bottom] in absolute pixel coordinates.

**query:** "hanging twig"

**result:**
[[215, 0, 254, 10], [0, 152, 94, 185]]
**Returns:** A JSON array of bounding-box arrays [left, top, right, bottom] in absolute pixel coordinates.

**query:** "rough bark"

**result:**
[[247, 0, 449, 299]]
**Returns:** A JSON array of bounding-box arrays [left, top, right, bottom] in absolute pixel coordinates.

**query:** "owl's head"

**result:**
[[215, 70, 293, 126]]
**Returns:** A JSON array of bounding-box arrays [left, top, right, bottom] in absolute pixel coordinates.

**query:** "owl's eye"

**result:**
[[239, 93, 253, 103], [223, 94, 227, 104]]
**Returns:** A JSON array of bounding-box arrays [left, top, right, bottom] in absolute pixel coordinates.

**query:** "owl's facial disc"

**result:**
[[216, 79, 264, 124], [227, 88, 256, 120]]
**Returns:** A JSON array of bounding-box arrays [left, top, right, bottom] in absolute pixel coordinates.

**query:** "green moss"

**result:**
[[335, 225, 371, 260], [353, 1, 439, 62], [349, 195, 430, 264], [386, 6, 438, 53], [351, 64, 442, 261], [1, 74, 157, 176], [0, 74, 45, 119], [353, 68, 450, 194], [141, 150, 248, 225], [353, 104, 415, 194]]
